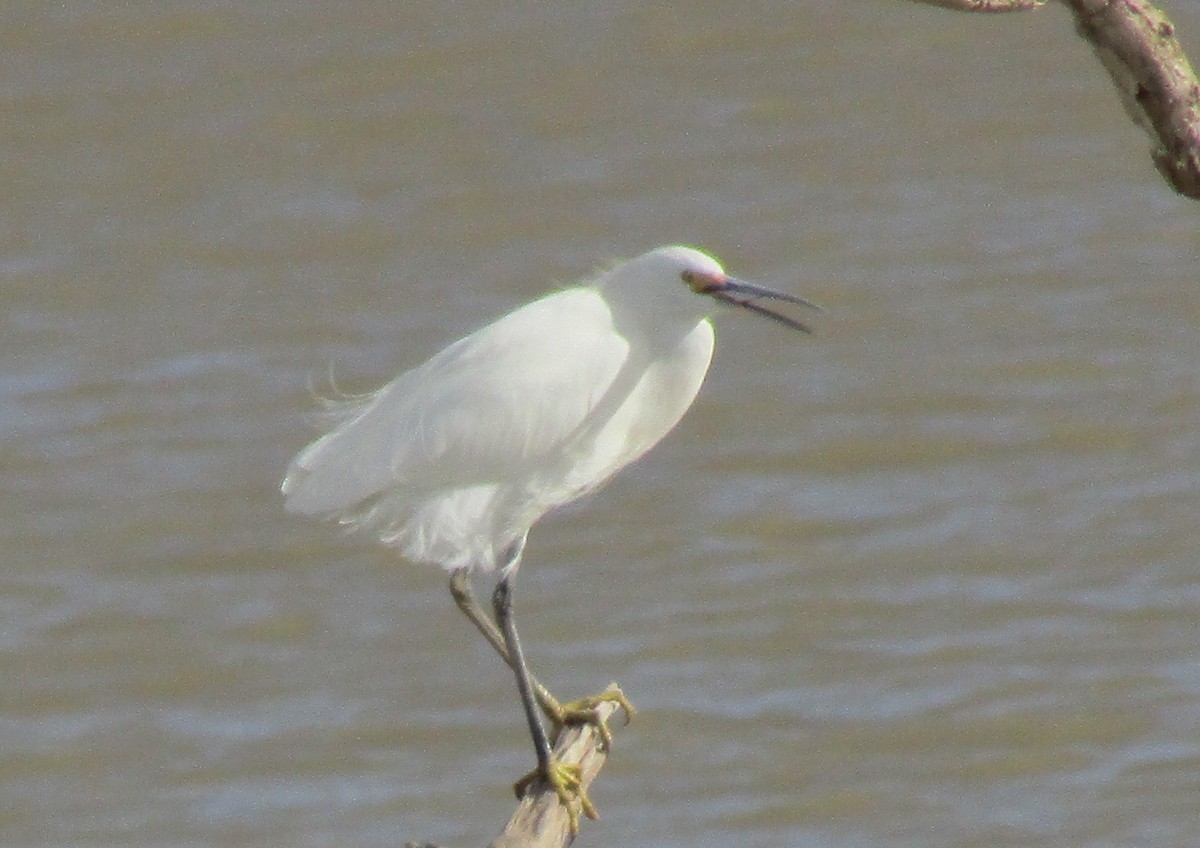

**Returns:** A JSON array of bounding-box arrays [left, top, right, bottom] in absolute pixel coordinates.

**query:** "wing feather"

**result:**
[[282, 287, 630, 516]]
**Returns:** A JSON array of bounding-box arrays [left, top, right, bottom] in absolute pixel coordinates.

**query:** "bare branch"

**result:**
[[909, 0, 1044, 12], [1063, 0, 1200, 198], [487, 699, 624, 848]]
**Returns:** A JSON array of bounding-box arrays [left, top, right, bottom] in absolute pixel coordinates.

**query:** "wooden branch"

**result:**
[[912, 0, 1200, 197], [403, 699, 624, 848], [487, 699, 624, 848], [1062, 0, 1200, 198], [909, 0, 1044, 11]]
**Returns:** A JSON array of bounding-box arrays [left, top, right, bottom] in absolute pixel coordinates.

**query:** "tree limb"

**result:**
[[1062, 0, 1200, 198], [487, 699, 624, 848], [404, 699, 624, 848], [910, 0, 1200, 198], [909, 0, 1044, 11]]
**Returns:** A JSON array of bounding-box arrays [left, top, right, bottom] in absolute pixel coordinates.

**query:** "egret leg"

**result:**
[[448, 568, 564, 725], [450, 568, 636, 749], [492, 575, 554, 774], [492, 563, 597, 834]]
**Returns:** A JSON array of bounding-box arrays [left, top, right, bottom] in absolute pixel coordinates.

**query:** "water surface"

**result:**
[[3, 3, 1199, 847]]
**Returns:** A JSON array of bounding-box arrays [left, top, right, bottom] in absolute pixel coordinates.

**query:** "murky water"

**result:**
[[3, 3, 1200, 847]]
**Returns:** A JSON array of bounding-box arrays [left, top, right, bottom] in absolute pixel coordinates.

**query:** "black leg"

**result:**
[[493, 571, 553, 776], [449, 567, 564, 724], [454, 540, 615, 835], [449, 568, 510, 662]]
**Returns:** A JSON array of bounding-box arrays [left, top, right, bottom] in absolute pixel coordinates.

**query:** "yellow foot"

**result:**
[[547, 682, 637, 750], [513, 757, 597, 835], [512, 684, 633, 834]]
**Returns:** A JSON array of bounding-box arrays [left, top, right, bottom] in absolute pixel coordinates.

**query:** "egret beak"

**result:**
[[694, 274, 822, 334]]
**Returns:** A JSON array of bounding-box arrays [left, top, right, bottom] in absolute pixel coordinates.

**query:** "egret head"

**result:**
[[625, 245, 819, 334]]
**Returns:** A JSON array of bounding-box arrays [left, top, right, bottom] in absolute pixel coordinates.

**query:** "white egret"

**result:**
[[282, 245, 816, 831]]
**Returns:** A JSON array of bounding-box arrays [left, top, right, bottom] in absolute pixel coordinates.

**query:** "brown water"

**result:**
[[3, 3, 1200, 847]]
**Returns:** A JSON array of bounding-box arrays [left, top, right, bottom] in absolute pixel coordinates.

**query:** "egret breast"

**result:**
[[533, 319, 716, 507]]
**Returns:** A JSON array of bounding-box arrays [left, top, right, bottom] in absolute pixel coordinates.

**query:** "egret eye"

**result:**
[[680, 269, 712, 293]]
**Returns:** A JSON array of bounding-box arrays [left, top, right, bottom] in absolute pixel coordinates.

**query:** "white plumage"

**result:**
[[281, 244, 815, 828], [283, 245, 815, 576], [283, 246, 730, 571]]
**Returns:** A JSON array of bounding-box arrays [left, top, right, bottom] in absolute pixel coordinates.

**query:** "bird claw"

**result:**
[[513, 758, 597, 835], [546, 682, 637, 750], [514, 683, 634, 834]]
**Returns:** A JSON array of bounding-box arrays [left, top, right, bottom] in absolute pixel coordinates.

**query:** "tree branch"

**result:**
[[487, 699, 624, 848], [910, 0, 1200, 198], [404, 699, 624, 848], [909, 0, 1044, 12], [1062, 0, 1200, 198]]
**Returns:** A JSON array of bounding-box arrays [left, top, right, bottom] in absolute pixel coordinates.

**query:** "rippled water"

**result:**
[[3, 3, 1200, 847]]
